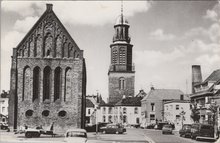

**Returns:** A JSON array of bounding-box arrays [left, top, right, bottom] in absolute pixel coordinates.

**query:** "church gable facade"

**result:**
[[9, 4, 86, 132]]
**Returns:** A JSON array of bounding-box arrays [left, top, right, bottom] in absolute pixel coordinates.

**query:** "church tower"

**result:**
[[108, 3, 135, 104]]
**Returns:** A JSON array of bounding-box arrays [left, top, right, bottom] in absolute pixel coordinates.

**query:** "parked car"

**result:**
[[85, 122, 109, 132], [100, 124, 125, 134], [179, 124, 192, 138], [0, 123, 8, 130], [146, 124, 155, 129], [155, 122, 168, 130], [64, 129, 87, 143], [162, 124, 173, 134], [191, 123, 214, 140]]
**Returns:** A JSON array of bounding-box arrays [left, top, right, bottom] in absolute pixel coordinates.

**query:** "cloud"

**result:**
[[149, 29, 175, 41], [208, 23, 220, 43], [204, 1, 220, 22], [1, 1, 42, 17], [2, 1, 151, 26], [204, 9, 218, 21], [13, 16, 39, 33], [196, 54, 220, 65], [134, 48, 184, 67]]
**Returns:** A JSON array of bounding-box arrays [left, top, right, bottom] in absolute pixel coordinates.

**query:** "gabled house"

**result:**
[[141, 87, 186, 128]]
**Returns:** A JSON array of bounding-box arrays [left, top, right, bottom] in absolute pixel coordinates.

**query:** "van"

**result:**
[[191, 123, 214, 140]]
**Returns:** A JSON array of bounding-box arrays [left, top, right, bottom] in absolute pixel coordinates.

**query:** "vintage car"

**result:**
[[179, 124, 192, 138], [64, 129, 87, 143], [100, 124, 126, 134], [162, 124, 173, 134], [191, 123, 214, 141]]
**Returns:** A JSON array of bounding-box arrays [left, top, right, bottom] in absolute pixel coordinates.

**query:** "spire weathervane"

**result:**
[[121, 0, 123, 24], [121, 0, 123, 16]]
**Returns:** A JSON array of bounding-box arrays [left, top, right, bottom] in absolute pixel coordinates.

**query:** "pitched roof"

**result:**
[[142, 89, 186, 101], [204, 69, 220, 83], [136, 90, 147, 98], [86, 99, 95, 108], [115, 97, 142, 106], [16, 4, 80, 52]]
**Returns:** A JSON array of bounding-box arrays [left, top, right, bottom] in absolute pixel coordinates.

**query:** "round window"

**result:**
[[25, 110, 33, 117], [42, 110, 50, 117], [58, 110, 67, 117]]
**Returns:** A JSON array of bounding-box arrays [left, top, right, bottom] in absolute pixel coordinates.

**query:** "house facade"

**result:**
[[190, 65, 220, 125], [164, 100, 192, 130], [0, 91, 9, 124], [141, 87, 186, 128], [96, 96, 142, 126]]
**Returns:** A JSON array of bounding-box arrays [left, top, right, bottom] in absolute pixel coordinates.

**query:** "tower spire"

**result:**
[[121, 0, 123, 16]]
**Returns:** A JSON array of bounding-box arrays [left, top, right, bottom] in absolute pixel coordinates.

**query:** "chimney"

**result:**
[[46, 4, 53, 11], [192, 65, 202, 94]]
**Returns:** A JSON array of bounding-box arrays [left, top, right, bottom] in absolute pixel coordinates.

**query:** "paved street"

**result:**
[[0, 128, 217, 143], [141, 128, 216, 143]]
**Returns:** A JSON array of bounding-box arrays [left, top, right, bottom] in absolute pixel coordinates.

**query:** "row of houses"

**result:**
[[85, 66, 220, 130]]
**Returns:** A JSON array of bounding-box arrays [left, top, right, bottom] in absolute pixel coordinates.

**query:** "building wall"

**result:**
[[97, 106, 141, 125], [9, 5, 86, 132], [164, 102, 192, 130], [141, 99, 163, 127], [108, 72, 135, 104]]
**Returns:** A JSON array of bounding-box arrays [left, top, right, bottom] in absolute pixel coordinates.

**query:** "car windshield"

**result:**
[[163, 125, 172, 128], [66, 131, 87, 138]]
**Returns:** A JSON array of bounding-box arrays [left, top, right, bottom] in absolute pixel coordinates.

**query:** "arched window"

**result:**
[[108, 107, 112, 114], [123, 107, 127, 114], [33, 66, 40, 102], [54, 67, 62, 101], [103, 116, 106, 122], [44, 33, 53, 57], [134, 107, 138, 114], [63, 42, 69, 58], [119, 77, 125, 90], [35, 35, 42, 57], [64, 67, 71, 101], [55, 35, 62, 58], [43, 66, 51, 101], [136, 118, 140, 124], [112, 49, 117, 64], [103, 107, 106, 114], [119, 47, 126, 64], [23, 66, 31, 101], [123, 115, 127, 123], [108, 115, 112, 123], [29, 37, 35, 57]]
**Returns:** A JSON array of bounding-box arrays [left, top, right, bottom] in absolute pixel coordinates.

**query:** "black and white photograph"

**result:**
[[1, 0, 220, 143]]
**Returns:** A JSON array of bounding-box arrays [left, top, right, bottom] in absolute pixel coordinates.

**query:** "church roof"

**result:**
[[115, 15, 129, 26], [15, 4, 80, 52]]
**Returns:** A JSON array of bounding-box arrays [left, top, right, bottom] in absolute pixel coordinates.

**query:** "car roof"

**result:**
[[65, 128, 87, 133]]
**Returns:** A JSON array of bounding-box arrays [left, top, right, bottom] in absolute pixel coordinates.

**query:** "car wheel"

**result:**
[[25, 132, 32, 138], [102, 130, 106, 134]]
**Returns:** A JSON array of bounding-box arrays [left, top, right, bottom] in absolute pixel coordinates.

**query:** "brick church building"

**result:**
[[9, 4, 87, 132], [108, 10, 135, 104]]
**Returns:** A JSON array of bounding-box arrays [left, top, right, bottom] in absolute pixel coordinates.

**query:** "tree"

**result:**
[[190, 103, 200, 123]]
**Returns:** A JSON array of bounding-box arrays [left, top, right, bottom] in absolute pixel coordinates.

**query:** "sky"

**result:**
[[1, 1, 220, 101]]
